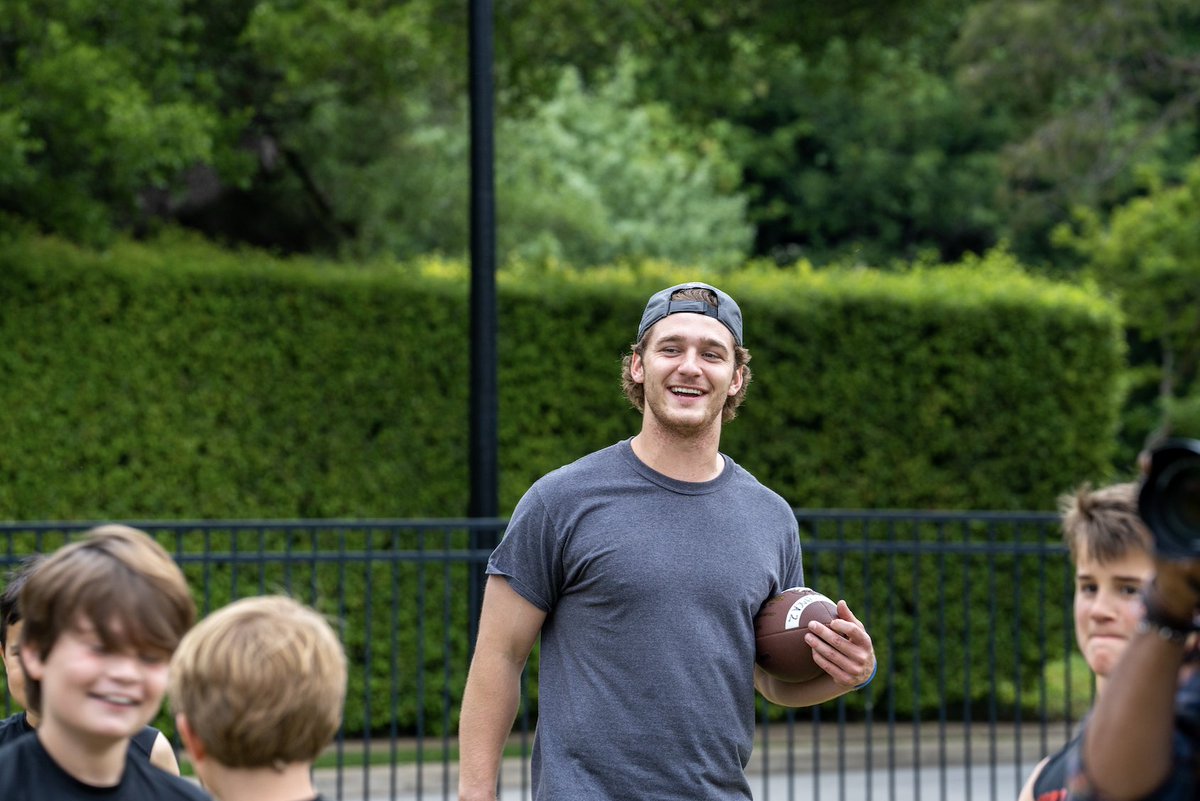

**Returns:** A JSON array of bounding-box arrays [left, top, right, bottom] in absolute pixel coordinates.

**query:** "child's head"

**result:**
[[1060, 482, 1153, 566], [1, 556, 44, 711], [1059, 482, 1155, 683], [168, 595, 346, 770], [17, 524, 196, 717]]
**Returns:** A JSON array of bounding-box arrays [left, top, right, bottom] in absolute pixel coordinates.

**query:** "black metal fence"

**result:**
[[0, 511, 1082, 801]]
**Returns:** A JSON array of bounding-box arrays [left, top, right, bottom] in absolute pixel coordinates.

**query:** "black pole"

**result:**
[[467, 0, 499, 651]]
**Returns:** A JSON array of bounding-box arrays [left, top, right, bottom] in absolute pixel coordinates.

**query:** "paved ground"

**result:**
[[311, 721, 1070, 801]]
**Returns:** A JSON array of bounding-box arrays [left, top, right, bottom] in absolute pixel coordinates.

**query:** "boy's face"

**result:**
[[20, 617, 169, 741], [1074, 546, 1155, 680], [1, 620, 30, 710]]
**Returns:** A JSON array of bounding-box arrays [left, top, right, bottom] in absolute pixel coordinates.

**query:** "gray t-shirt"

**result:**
[[487, 438, 804, 801]]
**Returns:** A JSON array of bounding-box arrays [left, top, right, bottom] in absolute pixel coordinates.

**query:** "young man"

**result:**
[[0, 556, 180, 773], [458, 282, 876, 801], [1017, 482, 1156, 801], [0, 524, 206, 800], [168, 595, 347, 801]]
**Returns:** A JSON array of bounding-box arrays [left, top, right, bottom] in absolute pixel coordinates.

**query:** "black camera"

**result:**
[[1139, 438, 1200, 558]]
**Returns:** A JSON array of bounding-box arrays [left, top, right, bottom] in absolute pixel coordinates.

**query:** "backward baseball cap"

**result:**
[[637, 282, 744, 346]]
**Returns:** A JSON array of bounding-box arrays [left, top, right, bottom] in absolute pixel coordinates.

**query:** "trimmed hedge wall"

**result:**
[[0, 234, 1126, 730], [0, 236, 1124, 518], [0, 236, 471, 519]]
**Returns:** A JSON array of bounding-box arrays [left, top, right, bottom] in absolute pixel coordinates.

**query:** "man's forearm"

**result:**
[[458, 653, 523, 801], [1082, 626, 1187, 798]]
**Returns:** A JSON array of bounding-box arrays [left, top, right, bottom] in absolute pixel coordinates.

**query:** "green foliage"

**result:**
[[0, 1, 226, 244], [488, 1, 974, 116], [0, 235, 1124, 516], [0, 1, 754, 266], [1054, 157, 1200, 448], [3, 0, 1198, 274], [1014, 652, 1094, 721], [719, 37, 1005, 266], [1164, 394, 1200, 440], [349, 56, 753, 269], [235, 0, 464, 248], [177, 529, 474, 738], [950, 0, 1200, 261], [497, 59, 752, 269], [0, 233, 471, 519]]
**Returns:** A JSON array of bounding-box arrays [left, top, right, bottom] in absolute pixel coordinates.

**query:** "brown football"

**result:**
[[754, 587, 838, 682]]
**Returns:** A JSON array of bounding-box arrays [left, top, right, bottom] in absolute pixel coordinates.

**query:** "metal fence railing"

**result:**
[[0, 511, 1079, 801]]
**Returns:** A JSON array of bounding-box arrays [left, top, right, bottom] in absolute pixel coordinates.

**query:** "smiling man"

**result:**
[[458, 282, 876, 801], [0, 525, 205, 801]]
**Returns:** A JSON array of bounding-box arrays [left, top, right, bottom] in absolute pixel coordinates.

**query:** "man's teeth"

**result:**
[[671, 387, 702, 396]]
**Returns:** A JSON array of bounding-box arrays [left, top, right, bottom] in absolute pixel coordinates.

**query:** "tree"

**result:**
[[950, 0, 1200, 263], [0, 1, 230, 244], [0, 1, 760, 263], [177, 0, 466, 253], [351, 56, 754, 269], [7, 0, 1196, 274], [1054, 158, 1200, 444], [724, 36, 1006, 267]]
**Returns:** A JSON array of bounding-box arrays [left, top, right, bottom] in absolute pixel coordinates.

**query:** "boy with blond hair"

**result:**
[[0, 524, 205, 800], [169, 595, 347, 801]]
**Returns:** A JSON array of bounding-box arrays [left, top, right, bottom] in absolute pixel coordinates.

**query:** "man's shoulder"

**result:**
[[726, 458, 796, 508], [558, 441, 627, 472], [530, 441, 628, 490]]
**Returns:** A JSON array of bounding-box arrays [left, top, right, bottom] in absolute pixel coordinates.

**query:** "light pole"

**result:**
[[467, 0, 499, 650]]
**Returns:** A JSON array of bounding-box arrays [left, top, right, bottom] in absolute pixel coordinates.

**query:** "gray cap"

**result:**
[[636, 282, 743, 346]]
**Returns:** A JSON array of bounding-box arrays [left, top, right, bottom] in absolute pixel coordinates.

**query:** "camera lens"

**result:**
[[1160, 458, 1200, 540], [1139, 439, 1200, 558]]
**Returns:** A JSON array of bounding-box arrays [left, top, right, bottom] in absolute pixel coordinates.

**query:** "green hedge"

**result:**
[[0, 234, 1126, 729], [0, 236, 471, 519], [0, 236, 1124, 518]]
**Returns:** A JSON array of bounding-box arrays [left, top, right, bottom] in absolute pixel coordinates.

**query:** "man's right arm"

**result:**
[[458, 575, 547, 801]]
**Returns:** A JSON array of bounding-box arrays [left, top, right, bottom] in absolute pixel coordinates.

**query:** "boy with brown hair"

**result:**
[[168, 595, 347, 801], [0, 555, 180, 772], [0, 524, 206, 800], [1017, 482, 1158, 801]]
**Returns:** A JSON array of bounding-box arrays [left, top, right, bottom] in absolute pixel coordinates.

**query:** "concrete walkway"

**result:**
[[312, 721, 1070, 800]]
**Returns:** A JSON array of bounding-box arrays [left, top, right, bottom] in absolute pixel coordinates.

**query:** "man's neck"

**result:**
[[630, 424, 725, 482], [37, 721, 130, 787]]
